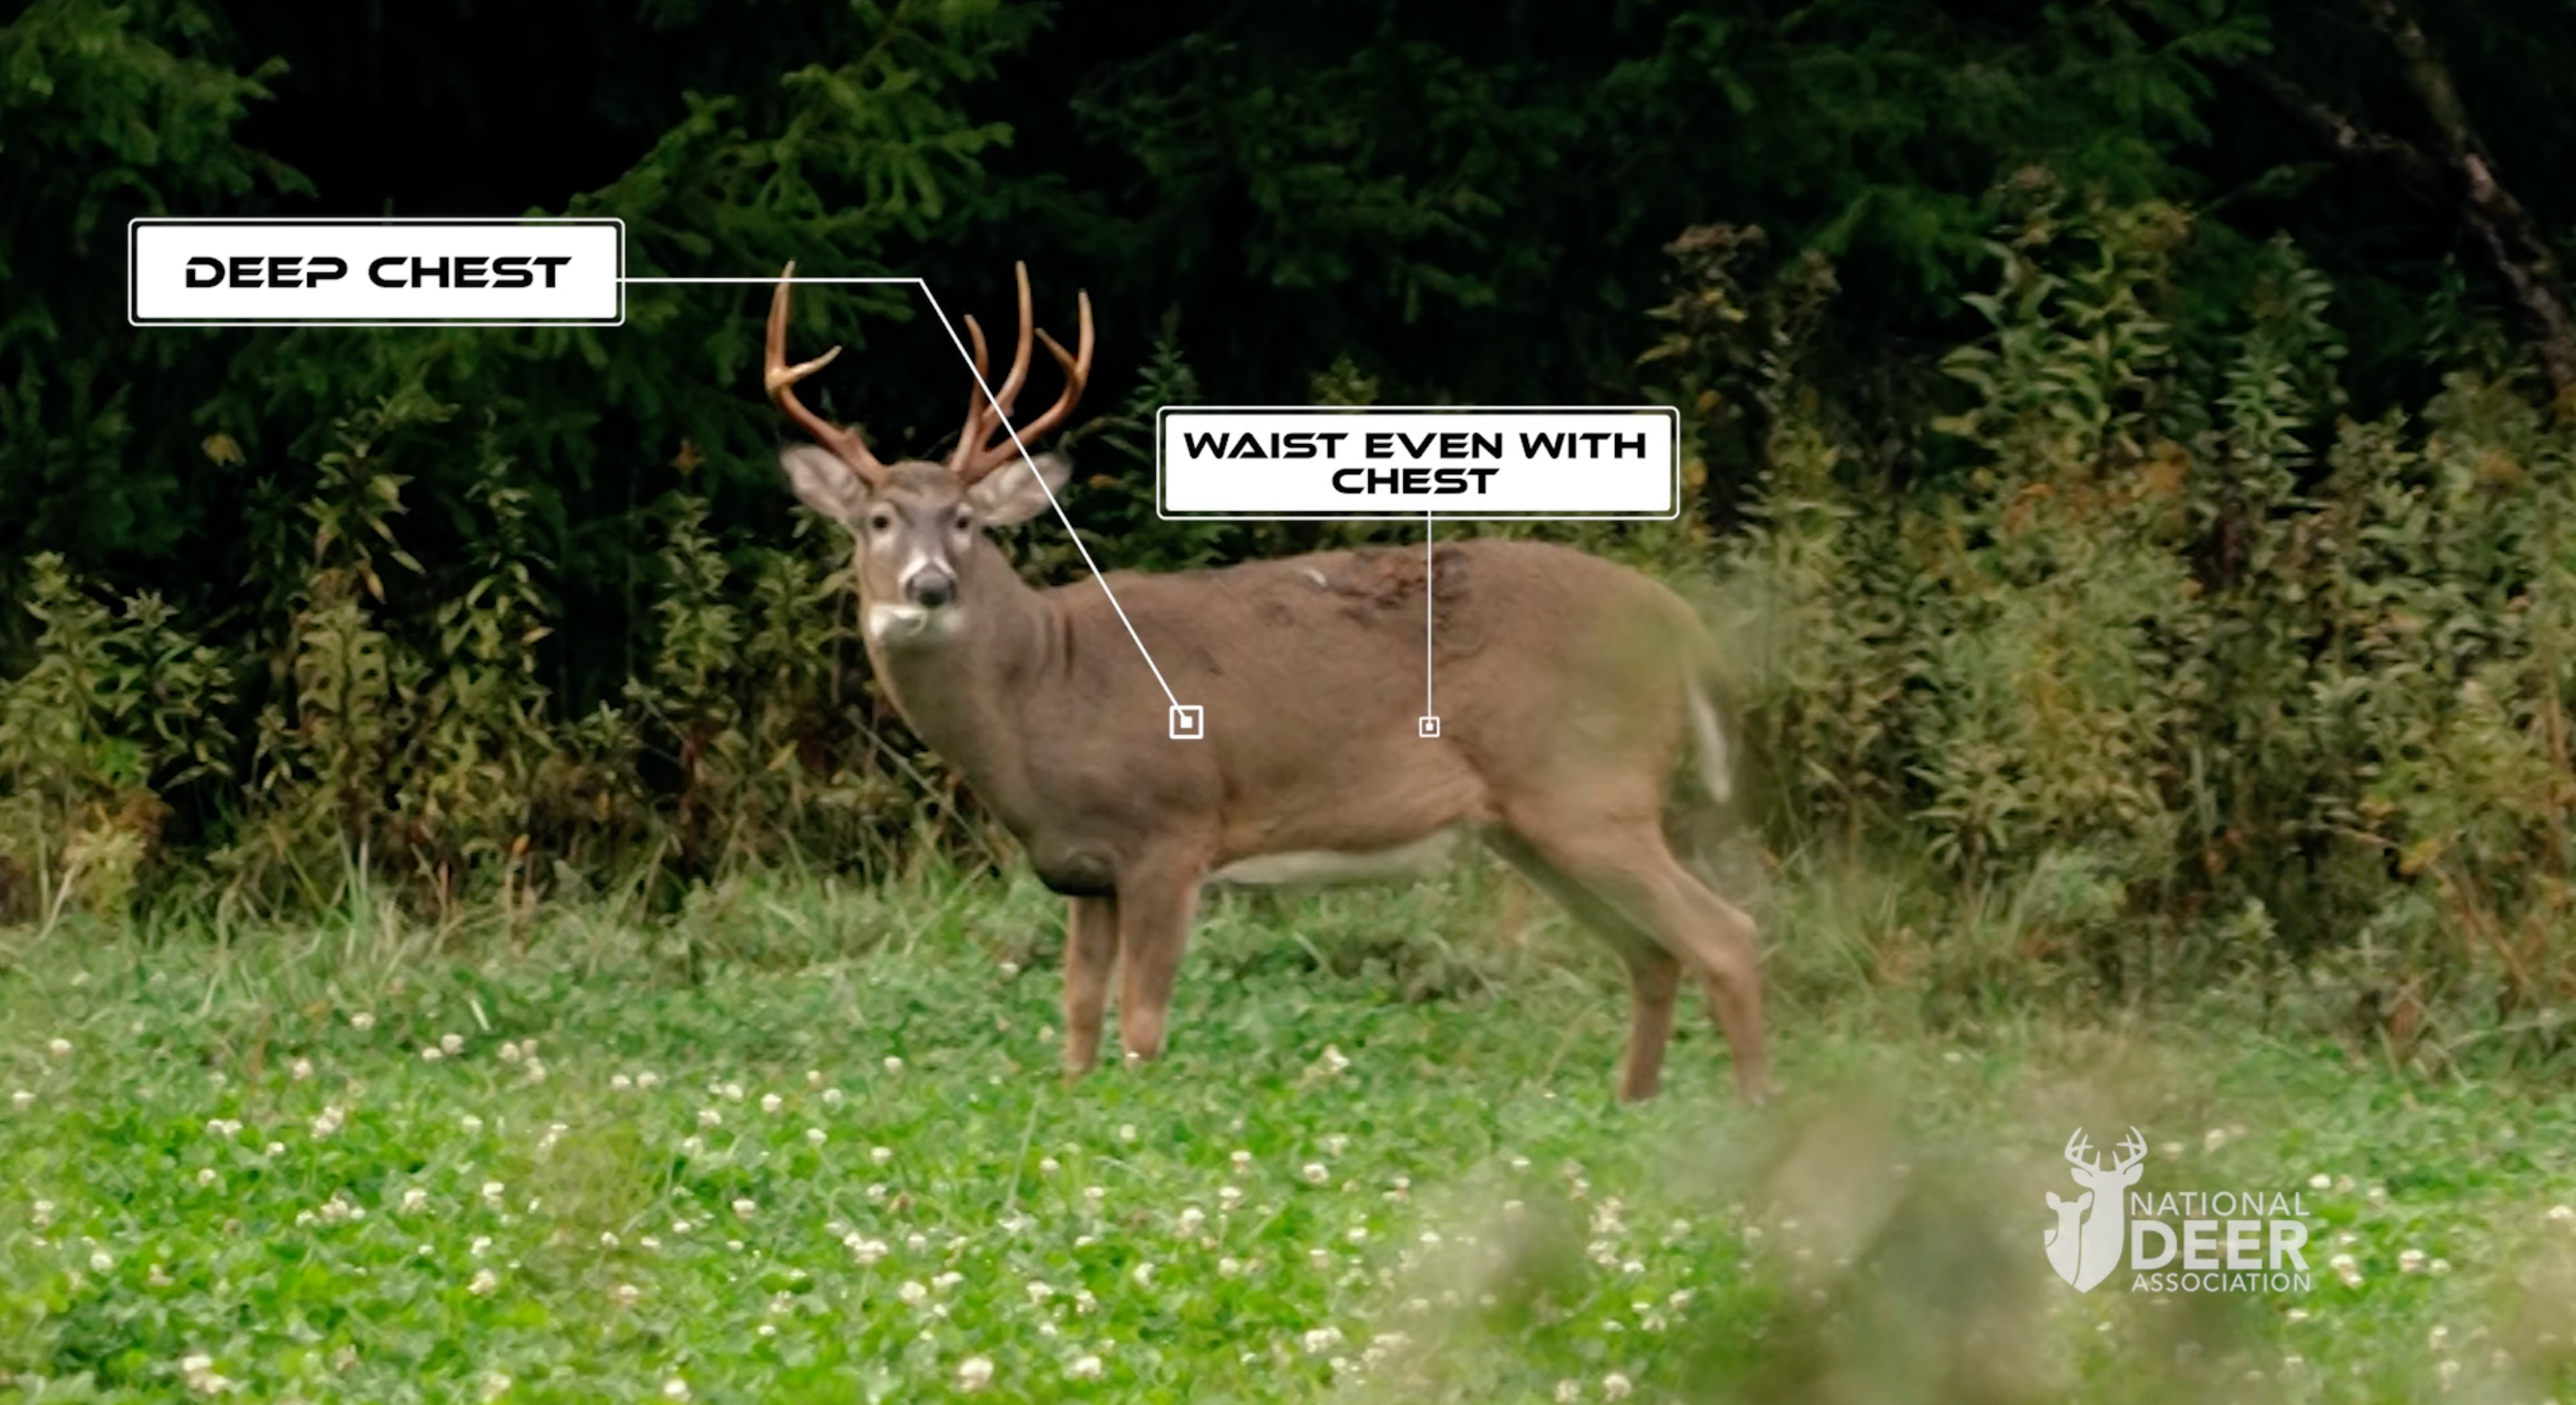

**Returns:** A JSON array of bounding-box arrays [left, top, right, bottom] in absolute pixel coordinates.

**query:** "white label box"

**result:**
[[1157, 406, 1679, 520], [129, 218, 625, 325]]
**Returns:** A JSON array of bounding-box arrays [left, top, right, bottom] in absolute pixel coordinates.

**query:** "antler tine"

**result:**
[[2114, 1126, 2149, 1169], [2064, 1128, 2095, 1168], [952, 262, 1039, 477], [766, 262, 885, 485], [955, 313, 994, 467], [955, 270, 1095, 486]]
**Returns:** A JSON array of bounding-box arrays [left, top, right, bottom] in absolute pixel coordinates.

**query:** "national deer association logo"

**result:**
[[2044, 1126, 2314, 1294]]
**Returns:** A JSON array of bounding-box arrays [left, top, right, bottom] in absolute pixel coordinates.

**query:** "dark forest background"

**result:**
[[7, 0, 2576, 1055]]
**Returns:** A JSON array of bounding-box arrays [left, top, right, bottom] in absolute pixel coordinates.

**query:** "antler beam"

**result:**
[[948, 261, 1095, 486], [766, 262, 886, 486]]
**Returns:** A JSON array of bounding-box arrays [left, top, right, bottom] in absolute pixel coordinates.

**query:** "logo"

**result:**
[[2043, 1126, 2313, 1294]]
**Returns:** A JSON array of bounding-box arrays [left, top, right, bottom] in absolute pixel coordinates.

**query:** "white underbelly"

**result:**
[[1205, 826, 1469, 889]]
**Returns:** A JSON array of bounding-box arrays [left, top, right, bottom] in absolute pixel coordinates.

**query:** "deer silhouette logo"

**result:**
[[2046, 1126, 2146, 1292]]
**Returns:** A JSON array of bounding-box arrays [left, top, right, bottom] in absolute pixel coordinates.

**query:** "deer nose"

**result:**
[[907, 567, 956, 609]]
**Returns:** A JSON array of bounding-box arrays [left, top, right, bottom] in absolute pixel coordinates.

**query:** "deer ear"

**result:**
[[966, 451, 1070, 527], [782, 445, 870, 525]]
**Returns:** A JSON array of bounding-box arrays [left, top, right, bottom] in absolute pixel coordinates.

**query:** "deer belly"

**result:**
[[1205, 826, 1468, 889]]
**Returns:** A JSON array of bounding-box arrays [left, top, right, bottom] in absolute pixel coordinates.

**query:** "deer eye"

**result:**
[[953, 508, 975, 533], [866, 508, 895, 533]]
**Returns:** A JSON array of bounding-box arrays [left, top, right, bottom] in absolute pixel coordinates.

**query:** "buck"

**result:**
[[765, 262, 1769, 1103]]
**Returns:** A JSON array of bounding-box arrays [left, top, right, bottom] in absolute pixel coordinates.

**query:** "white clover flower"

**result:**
[[612, 1283, 641, 1305], [460, 1113, 484, 1134], [207, 1118, 241, 1139], [10, 1089, 31, 1111], [639, 1236, 662, 1251], [1346, 1226, 1369, 1244], [871, 1145, 894, 1166], [440, 1033, 464, 1055], [1301, 1326, 1344, 1354], [637, 1071, 662, 1090], [1074, 1287, 1097, 1313], [2399, 1248, 2427, 1274], [1323, 1134, 1350, 1155], [89, 1249, 112, 1272], [349, 1011, 376, 1032], [2329, 1252, 2363, 1287], [47, 1037, 71, 1058], [2430, 1257, 2452, 1276], [481, 1181, 505, 1204], [481, 1370, 512, 1401], [196, 1168, 219, 1188], [821, 1087, 843, 1107], [1302, 1162, 1330, 1185], [956, 1356, 994, 1392], [2552, 1205, 2575, 1225], [610, 1073, 634, 1092], [1178, 1207, 1206, 1234], [760, 1093, 783, 1115], [1219, 1257, 1245, 1277], [2308, 1173, 2332, 1190], [1028, 1280, 1056, 1303], [884, 1056, 905, 1075], [721, 1081, 744, 1102], [1038, 1156, 1060, 1176], [1130, 1261, 1155, 1286], [732, 1198, 756, 1221], [1230, 1149, 1252, 1174], [471, 1235, 493, 1257], [932, 1270, 964, 1294], [402, 1188, 429, 1213], [845, 1233, 887, 1265], [805, 1127, 828, 1146], [1083, 1185, 1107, 1206], [906, 1232, 928, 1252], [899, 1280, 929, 1305], [680, 1136, 704, 1156], [310, 1105, 346, 1139], [1602, 1372, 1634, 1401], [469, 1268, 500, 1295], [499, 1042, 522, 1063], [523, 1058, 546, 1084], [422, 1047, 445, 1063], [697, 1107, 722, 1128], [661, 1378, 689, 1401], [1555, 1380, 1582, 1403], [1067, 1354, 1103, 1381], [1219, 1185, 1243, 1210], [1309, 1248, 1333, 1270], [289, 1057, 314, 1081]]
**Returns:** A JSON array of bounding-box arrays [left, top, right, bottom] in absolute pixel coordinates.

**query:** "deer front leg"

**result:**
[[1114, 854, 1205, 1063], [1061, 894, 1119, 1077]]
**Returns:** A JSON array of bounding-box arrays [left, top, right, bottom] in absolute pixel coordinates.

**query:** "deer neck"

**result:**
[[862, 540, 1057, 823]]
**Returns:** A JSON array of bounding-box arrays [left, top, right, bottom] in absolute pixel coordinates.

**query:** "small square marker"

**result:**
[[1418, 716, 1442, 738], [1169, 704, 1204, 741]]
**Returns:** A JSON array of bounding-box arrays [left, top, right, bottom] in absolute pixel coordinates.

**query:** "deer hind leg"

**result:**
[[1061, 895, 1119, 1077], [1489, 831, 1686, 1103], [1114, 853, 1205, 1064], [1501, 813, 1771, 1105]]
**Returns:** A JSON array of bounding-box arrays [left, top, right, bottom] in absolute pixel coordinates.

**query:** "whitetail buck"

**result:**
[[766, 262, 1768, 1102]]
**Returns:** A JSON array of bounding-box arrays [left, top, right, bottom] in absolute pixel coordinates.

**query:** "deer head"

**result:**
[[768, 261, 1095, 647]]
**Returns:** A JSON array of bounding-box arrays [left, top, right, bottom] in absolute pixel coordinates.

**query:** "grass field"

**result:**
[[3, 865, 2573, 1403]]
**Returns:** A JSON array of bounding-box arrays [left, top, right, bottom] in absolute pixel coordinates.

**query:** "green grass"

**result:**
[[3, 866, 2574, 1403]]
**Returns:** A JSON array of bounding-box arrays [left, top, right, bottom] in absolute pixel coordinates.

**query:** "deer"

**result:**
[[764, 262, 1769, 1103]]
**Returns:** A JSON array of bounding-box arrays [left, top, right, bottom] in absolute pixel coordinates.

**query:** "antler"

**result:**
[[2065, 1128, 2096, 1169], [947, 261, 1095, 486], [766, 262, 886, 486], [2112, 1126, 2148, 1172]]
